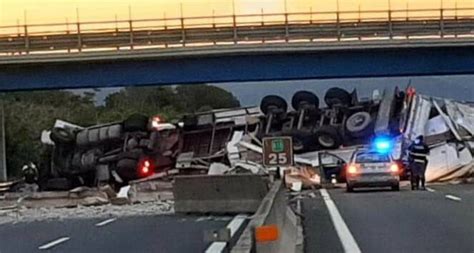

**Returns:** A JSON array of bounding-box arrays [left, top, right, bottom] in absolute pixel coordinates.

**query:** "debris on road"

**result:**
[[284, 166, 321, 191]]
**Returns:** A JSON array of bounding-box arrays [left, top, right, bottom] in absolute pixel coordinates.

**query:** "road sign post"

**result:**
[[262, 137, 294, 168]]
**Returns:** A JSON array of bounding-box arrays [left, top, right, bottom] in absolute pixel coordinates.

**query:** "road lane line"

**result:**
[[445, 195, 462, 202], [205, 214, 247, 253], [426, 187, 436, 192], [38, 237, 70, 250], [95, 218, 117, 227], [320, 189, 361, 253]]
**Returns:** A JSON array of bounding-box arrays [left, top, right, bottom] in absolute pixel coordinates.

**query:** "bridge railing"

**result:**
[[0, 7, 473, 55]]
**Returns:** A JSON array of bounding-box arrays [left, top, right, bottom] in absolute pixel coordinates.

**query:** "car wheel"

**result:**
[[324, 88, 351, 108], [50, 127, 75, 144], [315, 126, 342, 149], [260, 95, 288, 115], [346, 184, 354, 192], [291, 91, 319, 111], [392, 184, 400, 191], [345, 112, 373, 138]]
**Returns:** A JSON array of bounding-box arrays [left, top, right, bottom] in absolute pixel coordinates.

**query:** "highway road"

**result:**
[[0, 215, 234, 253], [302, 183, 474, 253]]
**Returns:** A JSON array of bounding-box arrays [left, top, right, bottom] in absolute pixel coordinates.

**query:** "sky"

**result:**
[[1, 0, 472, 25]]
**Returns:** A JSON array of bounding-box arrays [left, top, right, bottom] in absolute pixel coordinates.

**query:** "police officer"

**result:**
[[408, 136, 430, 190]]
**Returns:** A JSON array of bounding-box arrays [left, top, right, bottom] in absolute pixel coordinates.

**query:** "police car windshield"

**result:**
[[355, 152, 390, 163]]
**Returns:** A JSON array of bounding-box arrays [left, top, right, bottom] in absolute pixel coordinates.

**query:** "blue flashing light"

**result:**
[[373, 136, 393, 154]]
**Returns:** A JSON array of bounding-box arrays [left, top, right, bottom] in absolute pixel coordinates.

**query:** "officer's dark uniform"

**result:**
[[408, 136, 430, 190]]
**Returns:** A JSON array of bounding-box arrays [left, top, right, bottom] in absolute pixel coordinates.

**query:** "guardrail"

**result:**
[[1, 7, 473, 56]]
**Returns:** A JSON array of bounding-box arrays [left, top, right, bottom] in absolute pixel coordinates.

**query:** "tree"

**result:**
[[175, 85, 240, 112], [3, 90, 97, 178]]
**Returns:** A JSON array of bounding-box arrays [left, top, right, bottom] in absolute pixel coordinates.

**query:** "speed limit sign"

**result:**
[[262, 137, 294, 167]]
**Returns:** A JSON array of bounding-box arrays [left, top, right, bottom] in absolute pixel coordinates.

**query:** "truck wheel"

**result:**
[[116, 158, 139, 180], [117, 158, 137, 169], [260, 95, 288, 115], [315, 126, 342, 149], [345, 112, 373, 138], [123, 114, 149, 132], [283, 131, 315, 154], [50, 127, 75, 144], [324, 88, 351, 108], [291, 91, 319, 111]]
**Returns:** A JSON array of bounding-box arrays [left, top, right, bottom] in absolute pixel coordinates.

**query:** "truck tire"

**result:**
[[123, 114, 149, 132], [260, 95, 288, 115], [108, 124, 122, 140], [283, 131, 315, 154], [76, 130, 89, 146], [345, 112, 373, 138], [99, 127, 109, 142], [117, 158, 137, 170], [315, 126, 342, 149], [325, 88, 351, 108], [292, 91, 319, 111], [88, 129, 100, 144], [50, 127, 75, 144]]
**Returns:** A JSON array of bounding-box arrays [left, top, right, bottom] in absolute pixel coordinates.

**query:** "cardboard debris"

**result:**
[[284, 166, 321, 191]]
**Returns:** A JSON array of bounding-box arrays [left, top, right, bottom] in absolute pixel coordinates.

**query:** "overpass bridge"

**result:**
[[0, 7, 473, 90]]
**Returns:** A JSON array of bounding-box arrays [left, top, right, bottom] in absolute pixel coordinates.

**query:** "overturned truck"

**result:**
[[43, 108, 260, 190], [42, 87, 407, 190]]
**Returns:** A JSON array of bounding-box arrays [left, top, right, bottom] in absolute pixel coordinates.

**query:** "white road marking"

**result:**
[[426, 187, 436, 192], [205, 214, 248, 253], [320, 189, 361, 253], [95, 218, 117, 227], [205, 242, 226, 253], [445, 195, 462, 202], [38, 237, 70, 250]]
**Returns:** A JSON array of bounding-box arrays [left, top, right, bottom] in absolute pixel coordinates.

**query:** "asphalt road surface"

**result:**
[[0, 215, 233, 253], [302, 182, 474, 253]]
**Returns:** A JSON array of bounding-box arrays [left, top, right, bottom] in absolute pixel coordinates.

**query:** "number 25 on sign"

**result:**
[[262, 137, 293, 167]]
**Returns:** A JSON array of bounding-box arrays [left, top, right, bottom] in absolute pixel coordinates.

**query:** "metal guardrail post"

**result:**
[[129, 20, 134, 49], [388, 9, 393, 39], [0, 98, 7, 182], [440, 8, 445, 38], [181, 17, 186, 46], [24, 25, 30, 54], [76, 22, 82, 52], [285, 13, 289, 42], [336, 11, 341, 41], [233, 14, 238, 44]]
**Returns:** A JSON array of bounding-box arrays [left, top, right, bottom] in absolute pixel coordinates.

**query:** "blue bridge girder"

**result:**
[[0, 39, 474, 91]]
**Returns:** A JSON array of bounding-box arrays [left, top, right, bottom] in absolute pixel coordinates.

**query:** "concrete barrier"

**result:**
[[173, 174, 269, 214], [231, 180, 303, 253]]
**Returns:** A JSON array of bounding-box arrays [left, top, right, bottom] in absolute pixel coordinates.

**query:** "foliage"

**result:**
[[2, 85, 240, 178]]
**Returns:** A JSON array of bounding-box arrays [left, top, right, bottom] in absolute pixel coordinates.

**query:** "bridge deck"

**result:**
[[1, 8, 473, 56]]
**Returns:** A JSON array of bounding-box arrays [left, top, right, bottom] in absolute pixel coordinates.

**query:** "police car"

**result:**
[[345, 138, 400, 192]]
